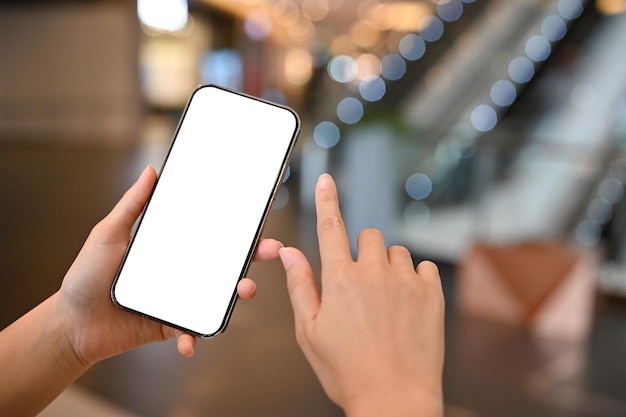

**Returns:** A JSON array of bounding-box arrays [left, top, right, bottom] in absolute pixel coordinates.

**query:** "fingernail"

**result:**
[[279, 247, 294, 269], [317, 173, 333, 189]]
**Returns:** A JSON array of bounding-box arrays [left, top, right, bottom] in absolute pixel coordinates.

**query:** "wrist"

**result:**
[[45, 292, 91, 377], [342, 381, 443, 417]]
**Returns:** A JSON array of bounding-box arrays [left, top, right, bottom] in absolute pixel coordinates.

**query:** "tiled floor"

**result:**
[[3, 142, 626, 417]]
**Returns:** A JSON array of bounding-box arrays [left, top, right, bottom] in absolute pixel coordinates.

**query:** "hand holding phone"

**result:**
[[111, 85, 300, 337]]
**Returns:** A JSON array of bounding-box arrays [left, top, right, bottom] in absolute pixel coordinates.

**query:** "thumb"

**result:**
[[279, 247, 320, 324], [101, 165, 157, 240]]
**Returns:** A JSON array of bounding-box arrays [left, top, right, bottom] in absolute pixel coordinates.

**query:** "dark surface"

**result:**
[[3, 143, 626, 416]]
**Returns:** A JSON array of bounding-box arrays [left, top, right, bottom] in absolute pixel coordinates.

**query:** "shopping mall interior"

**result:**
[[2, 0, 626, 416]]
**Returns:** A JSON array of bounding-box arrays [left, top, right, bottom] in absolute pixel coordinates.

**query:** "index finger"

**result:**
[[315, 174, 352, 264]]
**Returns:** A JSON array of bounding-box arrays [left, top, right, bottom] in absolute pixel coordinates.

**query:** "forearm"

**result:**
[[0, 293, 88, 416]]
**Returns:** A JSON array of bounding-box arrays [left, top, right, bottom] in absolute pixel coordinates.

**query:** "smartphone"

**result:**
[[111, 85, 300, 338]]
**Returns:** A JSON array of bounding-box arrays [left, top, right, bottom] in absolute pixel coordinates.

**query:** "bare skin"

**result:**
[[0, 169, 445, 417], [280, 174, 445, 417], [0, 166, 282, 417]]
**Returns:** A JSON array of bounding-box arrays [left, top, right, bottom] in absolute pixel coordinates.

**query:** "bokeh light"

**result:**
[[598, 177, 624, 204], [405, 173, 433, 200], [542, 15, 567, 41], [313, 121, 341, 148], [576, 219, 601, 247], [355, 53, 381, 80], [301, 0, 330, 21], [244, 11, 273, 41], [138, 0, 188, 32], [587, 198, 613, 225], [490, 80, 517, 107], [418, 15, 444, 42], [437, 0, 464, 23], [273, 186, 290, 209], [508, 56, 535, 83], [359, 76, 386, 102], [337, 97, 364, 124], [399, 34, 426, 61], [328, 55, 357, 83], [471, 105, 498, 132], [381, 53, 407, 80], [525, 35, 552, 62], [286, 17, 315, 42], [350, 20, 382, 49], [262, 88, 288, 105], [272, 0, 300, 27], [282, 165, 291, 183], [558, 0, 584, 20], [284, 48, 313, 85], [609, 158, 626, 183]]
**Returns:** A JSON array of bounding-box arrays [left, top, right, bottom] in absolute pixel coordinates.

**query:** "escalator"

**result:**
[[301, 0, 626, 263], [397, 0, 626, 261]]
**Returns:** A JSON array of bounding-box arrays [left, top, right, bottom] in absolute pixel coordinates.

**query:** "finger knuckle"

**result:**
[[87, 220, 110, 245], [330, 262, 357, 284], [286, 275, 304, 297], [294, 323, 310, 348], [317, 214, 345, 233]]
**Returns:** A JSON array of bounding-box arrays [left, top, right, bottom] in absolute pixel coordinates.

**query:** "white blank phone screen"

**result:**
[[112, 85, 299, 337]]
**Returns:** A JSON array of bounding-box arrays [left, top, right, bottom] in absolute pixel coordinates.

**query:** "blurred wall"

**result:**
[[0, 3, 140, 145]]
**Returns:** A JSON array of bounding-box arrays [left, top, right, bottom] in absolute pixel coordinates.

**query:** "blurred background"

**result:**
[[2, 0, 626, 416]]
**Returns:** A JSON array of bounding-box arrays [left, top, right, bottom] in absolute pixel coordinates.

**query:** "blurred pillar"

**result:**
[[342, 123, 398, 253]]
